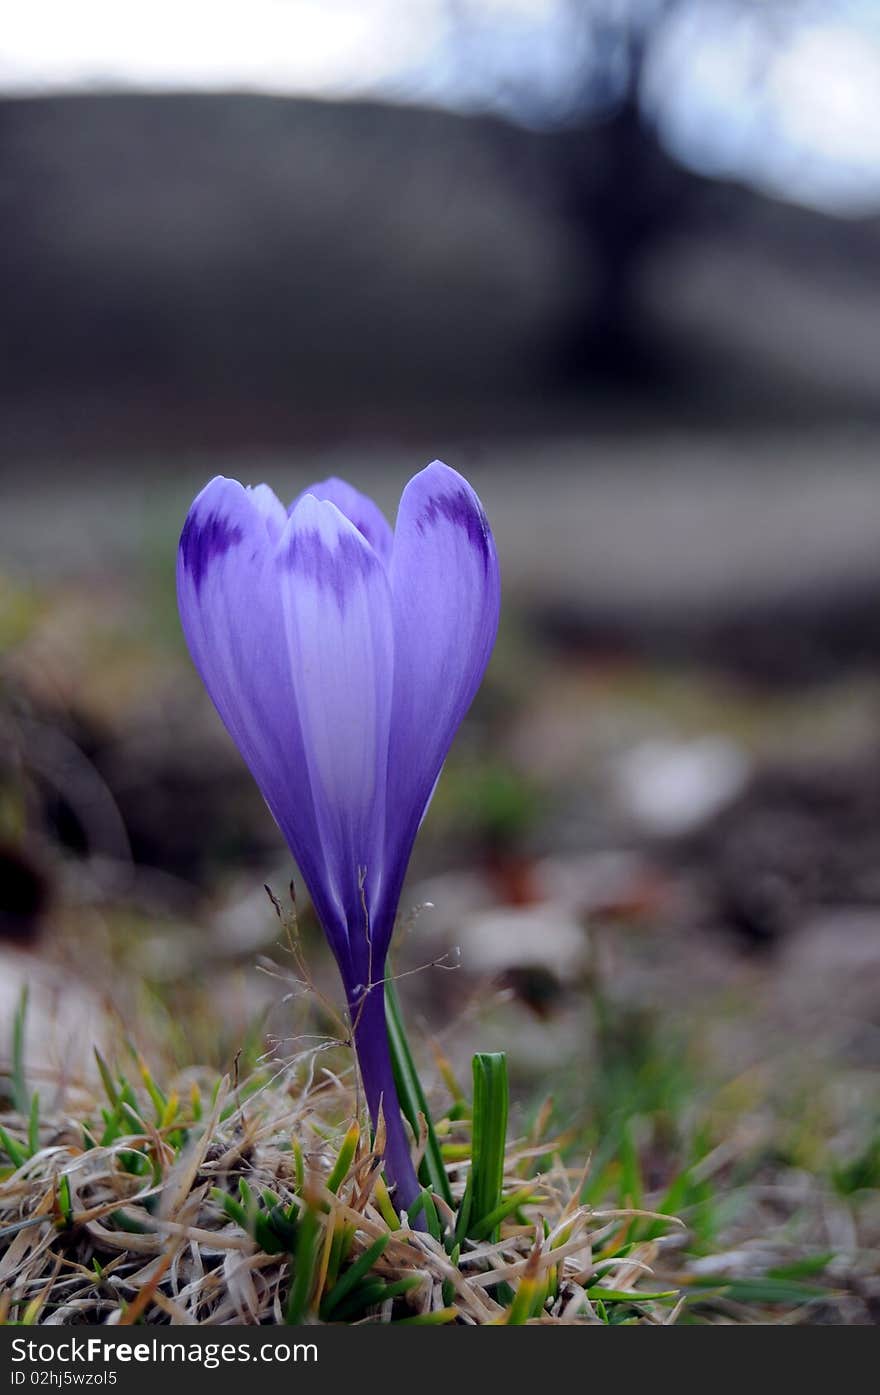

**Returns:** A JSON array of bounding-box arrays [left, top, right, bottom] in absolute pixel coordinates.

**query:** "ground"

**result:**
[[1, 429, 879, 1322]]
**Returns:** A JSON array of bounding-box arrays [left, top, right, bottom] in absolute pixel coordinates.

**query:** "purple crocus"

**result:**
[[177, 462, 500, 1214]]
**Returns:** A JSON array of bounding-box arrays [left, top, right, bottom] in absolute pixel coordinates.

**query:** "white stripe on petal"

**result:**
[[278, 494, 394, 942], [289, 477, 393, 567]]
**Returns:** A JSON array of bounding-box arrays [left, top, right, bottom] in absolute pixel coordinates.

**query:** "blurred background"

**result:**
[[2, 0, 880, 1318]]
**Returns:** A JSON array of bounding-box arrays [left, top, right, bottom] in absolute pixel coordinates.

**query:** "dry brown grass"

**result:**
[[0, 1048, 688, 1327]]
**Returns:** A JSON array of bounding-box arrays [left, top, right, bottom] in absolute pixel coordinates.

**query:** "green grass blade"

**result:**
[[468, 1185, 541, 1244], [333, 1274, 421, 1321], [320, 1233, 389, 1320], [0, 1124, 27, 1169], [396, 1307, 457, 1325], [326, 1122, 359, 1195], [27, 1092, 40, 1157], [469, 1052, 509, 1242], [292, 1138, 305, 1194], [11, 987, 29, 1115], [688, 1275, 828, 1306], [412, 1188, 441, 1241], [57, 1173, 74, 1229], [768, 1254, 833, 1280], [373, 1177, 400, 1231], [452, 1168, 473, 1249], [506, 1274, 537, 1325], [285, 1202, 321, 1323], [325, 1219, 350, 1289], [585, 1286, 678, 1303], [619, 1120, 643, 1212]]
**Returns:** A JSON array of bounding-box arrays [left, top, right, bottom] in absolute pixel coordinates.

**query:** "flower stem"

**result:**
[[385, 977, 454, 1209], [350, 979, 423, 1223]]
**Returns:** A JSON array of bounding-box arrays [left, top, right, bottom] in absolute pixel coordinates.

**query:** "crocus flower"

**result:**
[[177, 462, 500, 1213]]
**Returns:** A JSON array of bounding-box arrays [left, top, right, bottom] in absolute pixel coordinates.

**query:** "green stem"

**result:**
[[384, 977, 454, 1209]]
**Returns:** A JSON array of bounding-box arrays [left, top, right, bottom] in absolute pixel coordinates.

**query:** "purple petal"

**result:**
[[278, 494, 394, 971], [289, 477, 393, 567], [177, 477, 348, 968], [247, 482, 288, 540], [379, 461, 500, 938]]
